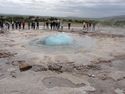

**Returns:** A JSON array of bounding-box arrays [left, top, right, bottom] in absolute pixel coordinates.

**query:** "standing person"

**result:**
[[36, 21, 39, 29], [86, 22, 89, 31], [8, 22, 10, 30], [19, 21, 21, 29], [22, 21, 25, 30], [0, 21, 4, 30], [0, 21, 2, 30], [32, 21, 36, 29], [31, 22, 33, 29], [33, 21, 36, 29], [3, 23, 7, 32], [11, 21, 15, 30], [53, 21, 56, 30], [88, 22, 92, 32], [60, 21, 63, 31], [57, 20, 60, 30], [31, 21, 35, 29], [15, 21, 18, 29], [6, 22, 10, 30], [50, 21, 53, 30], [83, 22, 86, 30], [46, 21, 49, 29], [55, 20, 58, 30], [68, 22, 71, 30], [92, 22, 96, 32], [0, 17, 4, 30]]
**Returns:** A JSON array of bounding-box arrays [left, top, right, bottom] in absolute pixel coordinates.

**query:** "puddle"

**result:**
[[42, 77, 85, 88]]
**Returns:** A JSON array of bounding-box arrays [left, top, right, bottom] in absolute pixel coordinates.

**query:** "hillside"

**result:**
[[101, 15, 125, 21]]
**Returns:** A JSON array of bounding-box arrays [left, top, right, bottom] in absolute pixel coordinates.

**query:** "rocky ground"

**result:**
[[0, 29, 125, 94]]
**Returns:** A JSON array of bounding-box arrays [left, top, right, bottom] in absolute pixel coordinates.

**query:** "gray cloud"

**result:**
[[0, 0, 125, 17]]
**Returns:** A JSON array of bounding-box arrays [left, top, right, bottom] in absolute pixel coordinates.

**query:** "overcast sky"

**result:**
[[0, 0, 125, 18]]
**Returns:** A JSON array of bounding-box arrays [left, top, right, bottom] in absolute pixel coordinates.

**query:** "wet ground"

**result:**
[[0, 29, 125, 94]]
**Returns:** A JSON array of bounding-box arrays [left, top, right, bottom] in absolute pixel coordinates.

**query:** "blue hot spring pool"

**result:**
[[42, 33, 73, 46], [29, 33, 97, 54]]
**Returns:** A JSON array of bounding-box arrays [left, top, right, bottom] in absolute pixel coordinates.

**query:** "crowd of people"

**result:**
[[0, 18, 96, 32], [82, 22, 96, 32], [45, 20, 61, 30], [0, 20, 40, 31]]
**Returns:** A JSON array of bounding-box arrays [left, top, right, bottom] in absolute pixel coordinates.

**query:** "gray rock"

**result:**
[[32, 65, 47, 72], [48, 63, 62, 73]]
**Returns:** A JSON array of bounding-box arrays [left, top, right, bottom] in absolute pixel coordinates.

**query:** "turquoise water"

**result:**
[[41, 33, 73, 46]]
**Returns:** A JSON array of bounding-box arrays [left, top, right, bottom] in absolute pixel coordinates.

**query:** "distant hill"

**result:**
[[0, 13, 125, 21], [100, 15, 125, 21], [64, 15, 125, 21]]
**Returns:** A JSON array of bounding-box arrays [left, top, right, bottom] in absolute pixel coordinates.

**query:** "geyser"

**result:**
[[29, 32, 97, 54], [42, 33, 73, 46]]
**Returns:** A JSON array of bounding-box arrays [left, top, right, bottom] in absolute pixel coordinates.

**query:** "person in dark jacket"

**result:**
[[68, 22, 71, 30], [11, 21, 15, 30], [22, 21, 25, 30], [46, 21, 49, 29], [36, 21, 39, 29]]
